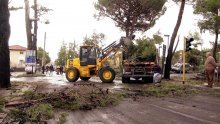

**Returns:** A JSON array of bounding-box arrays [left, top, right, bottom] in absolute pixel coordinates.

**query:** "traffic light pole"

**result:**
[[182, 37, 186, 84]]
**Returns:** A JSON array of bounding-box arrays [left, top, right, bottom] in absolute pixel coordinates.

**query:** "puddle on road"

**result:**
[[11, 73, 69, 86], [11, 72, 149, 92], [101, 114, 108, 119], [111, 81, 124, 91]]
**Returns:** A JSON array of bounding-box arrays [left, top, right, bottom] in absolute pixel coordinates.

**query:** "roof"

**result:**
[[9, 45, 27, 51]]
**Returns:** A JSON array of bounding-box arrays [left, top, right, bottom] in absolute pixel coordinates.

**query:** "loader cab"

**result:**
[[80, 46, 97, 66]]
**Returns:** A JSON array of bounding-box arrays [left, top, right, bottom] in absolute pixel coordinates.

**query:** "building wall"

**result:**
[[10, 50, 26, 68]]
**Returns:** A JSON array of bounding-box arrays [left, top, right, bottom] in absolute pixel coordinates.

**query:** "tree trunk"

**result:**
[[164, 0, 185, 79], [24, 0, 33, 50], [212, 30, 218, 60], [24, 0, 32, 50], [0, 0, 11, 88], [33, 0, 38, 58]]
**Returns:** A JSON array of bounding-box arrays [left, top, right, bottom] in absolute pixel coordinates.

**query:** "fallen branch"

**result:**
[[5, 94, 69, 107], [5, 98, 47, 107]]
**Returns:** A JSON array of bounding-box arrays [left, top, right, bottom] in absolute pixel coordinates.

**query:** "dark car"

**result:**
[[171, 63, 191, 73]]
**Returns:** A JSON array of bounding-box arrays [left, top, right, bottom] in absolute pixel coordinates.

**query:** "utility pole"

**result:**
[[162, 44, 166, 78], [42, 32, 46, 66], [164, 34, 170, 57], [183, 37, 194, 84], [182, 37, 186, 84], [163, 35, 170, 78]]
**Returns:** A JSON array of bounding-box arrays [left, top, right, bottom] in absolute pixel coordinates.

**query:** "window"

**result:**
[[89, 47, 96, 58], [20, 51, 24, 54]]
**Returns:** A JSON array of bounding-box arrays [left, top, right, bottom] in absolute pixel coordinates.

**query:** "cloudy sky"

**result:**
[[9, 0, 214, 61]]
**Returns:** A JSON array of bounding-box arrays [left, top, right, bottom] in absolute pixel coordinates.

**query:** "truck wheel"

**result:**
[[80, 77, 91, 81], [99, 67, 115, 83], [122, 76, 130, 83], [66, 67, 79, 82]]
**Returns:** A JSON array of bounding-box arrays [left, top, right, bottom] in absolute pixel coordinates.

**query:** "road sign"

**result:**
[[26, 56, 36, 63], [26, 50, 36, 64]]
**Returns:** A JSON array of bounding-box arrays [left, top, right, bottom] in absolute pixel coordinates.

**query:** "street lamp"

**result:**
[[157, 45, 162, 64], [42, 32, 46, 66], [164, 34, 170, 57], [42, 20, 50, 66], [163, 34, 170, 78]]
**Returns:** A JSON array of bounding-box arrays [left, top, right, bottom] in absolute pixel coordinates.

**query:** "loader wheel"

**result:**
[[122, 76, 130, 83], [99, 67, 115, 83], [66, 67, 79, 82], [80, 77, 91, 81]]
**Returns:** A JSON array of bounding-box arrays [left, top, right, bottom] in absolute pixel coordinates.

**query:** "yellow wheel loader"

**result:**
[[65, 36, 132, 83]]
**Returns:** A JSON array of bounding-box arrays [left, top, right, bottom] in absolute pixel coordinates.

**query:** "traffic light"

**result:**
[[185, 38, 194, 52]]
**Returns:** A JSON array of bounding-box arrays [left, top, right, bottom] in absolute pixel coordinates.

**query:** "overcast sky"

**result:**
[[9, 0, 214, 61]]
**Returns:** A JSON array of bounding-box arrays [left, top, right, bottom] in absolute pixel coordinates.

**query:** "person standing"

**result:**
[[205, 52, 217, 88], [42, 65, 45, 74], [49, 64, 54, 76], [60, 66, 63, 75]]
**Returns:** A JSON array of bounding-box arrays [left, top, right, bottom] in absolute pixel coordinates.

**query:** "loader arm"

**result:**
[[99, 37, 129, 63]]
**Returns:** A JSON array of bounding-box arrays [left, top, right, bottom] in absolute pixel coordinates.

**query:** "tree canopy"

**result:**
[[37, 47, 51, 65], [94, 0, 166, 37], [126, 36, 160, 62], [153, 32, 163, 45], [186, 48, 203, 66], [194, 0, 220, 34], [56, 41, 78, 66], [83, 32, 105, 48], [194, 0, 220, 59]]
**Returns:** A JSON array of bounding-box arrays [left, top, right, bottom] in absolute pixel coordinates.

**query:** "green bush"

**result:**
[[98, 93, 123, 107], [0, 96, 6, 112], [10, 103, 54, 123], [23, 91, 47, 100], [26, 103, 54, 122], [143, 83, 197, 97], [59, 113, 68, 124]]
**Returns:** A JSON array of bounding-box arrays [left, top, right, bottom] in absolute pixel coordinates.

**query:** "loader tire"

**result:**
[[66, 67, 79, 82], [99, 67, 115, 83]]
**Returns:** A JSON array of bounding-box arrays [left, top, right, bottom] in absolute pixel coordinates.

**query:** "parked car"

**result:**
[[171, 63, 191, 73], [25, 64, 36, 74]]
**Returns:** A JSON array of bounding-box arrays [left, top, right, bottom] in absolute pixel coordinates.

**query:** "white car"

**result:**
[[25, 64, 36, 74], [171, 63, 191, 73]]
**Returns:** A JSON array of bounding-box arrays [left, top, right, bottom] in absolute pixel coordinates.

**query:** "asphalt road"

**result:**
[[9, 72, 220, 124], [47, 95, 220, 124]]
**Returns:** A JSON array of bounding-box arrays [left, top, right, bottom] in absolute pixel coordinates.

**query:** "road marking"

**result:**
[[149, 104, 219, 124]]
